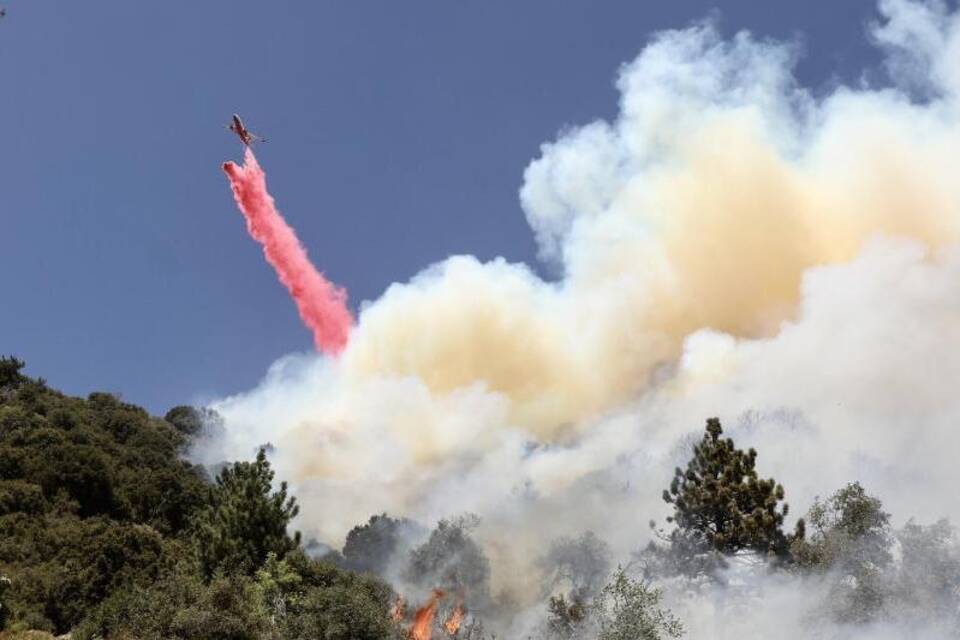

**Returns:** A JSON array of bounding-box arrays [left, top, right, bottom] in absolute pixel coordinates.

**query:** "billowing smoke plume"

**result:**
[[223, 149, 352, 354], [203, 0, 960, 636]]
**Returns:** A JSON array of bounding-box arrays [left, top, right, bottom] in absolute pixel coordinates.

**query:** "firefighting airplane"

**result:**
[[227, 114, 265, 146]]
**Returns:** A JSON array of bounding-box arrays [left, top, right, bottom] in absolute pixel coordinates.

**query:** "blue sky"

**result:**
[[2, 0, 880, 414]]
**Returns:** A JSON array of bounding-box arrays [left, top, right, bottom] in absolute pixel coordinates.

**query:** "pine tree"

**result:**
[[193, 448, 301, 578], [662, 418, 801, 559]]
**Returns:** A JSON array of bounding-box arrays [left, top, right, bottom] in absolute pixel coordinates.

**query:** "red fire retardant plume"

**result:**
[[223, 148, 352, 355]]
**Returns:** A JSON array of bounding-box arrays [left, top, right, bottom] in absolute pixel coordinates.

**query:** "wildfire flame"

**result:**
[[409, 590, 445, 640], [444, 600, 465, 636]]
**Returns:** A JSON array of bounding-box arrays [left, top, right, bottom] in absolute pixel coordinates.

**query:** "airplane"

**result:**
[[227, 114, 265, 146]]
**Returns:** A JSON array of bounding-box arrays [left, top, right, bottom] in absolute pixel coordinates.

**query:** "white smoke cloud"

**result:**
[[205, 0, 960, 635]]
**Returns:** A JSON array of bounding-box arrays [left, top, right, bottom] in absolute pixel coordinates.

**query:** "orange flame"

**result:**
[[410, 590, 445, 640], [444, 600, 465, 636]]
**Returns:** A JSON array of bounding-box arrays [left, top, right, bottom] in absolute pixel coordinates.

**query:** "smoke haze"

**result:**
[[204, 1, 960, 635]]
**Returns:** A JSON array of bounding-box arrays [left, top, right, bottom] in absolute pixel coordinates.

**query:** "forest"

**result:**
[[1, 355, 958, 639]]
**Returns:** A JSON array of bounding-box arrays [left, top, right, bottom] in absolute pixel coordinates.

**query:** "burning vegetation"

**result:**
[[444, 599, 465, 636], [401, 590, 467, 640], [3, 352, 960, 639], [328, 418, 960, 639], [9, 0, 960, 637], [409, 590, 444, 640]]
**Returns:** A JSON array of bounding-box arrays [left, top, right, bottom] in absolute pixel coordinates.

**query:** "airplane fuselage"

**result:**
[[229, 114, 253, 146]]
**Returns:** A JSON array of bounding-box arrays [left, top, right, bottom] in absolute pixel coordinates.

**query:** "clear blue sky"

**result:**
[[2, 1, 879, 414]]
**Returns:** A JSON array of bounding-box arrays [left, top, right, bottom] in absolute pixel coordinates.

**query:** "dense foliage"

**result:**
[[590, 569, 683, 640], [193, 449, 301, 579], [3, 358, 959, 639], [0, 357, 207, 632], [0, 357, 398, 639], [792, 482, 892, 623], [787, 482, 960, 630], [342, 513, 425, 576], [77, 551, 399, 640], [544, 569, 683, 640]]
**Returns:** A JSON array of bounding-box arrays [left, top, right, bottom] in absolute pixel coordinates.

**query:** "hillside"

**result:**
[[5, 353, 960, 640], [0, 357, 397, 639]]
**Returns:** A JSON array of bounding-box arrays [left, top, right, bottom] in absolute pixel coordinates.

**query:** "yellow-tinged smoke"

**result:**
[[339, 60, 960, 442], [207, 1, 960, 599]]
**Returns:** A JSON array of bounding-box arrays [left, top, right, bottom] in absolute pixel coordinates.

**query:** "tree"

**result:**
[[792, 482, 892, 624], [342, 513, 425, 576], [165, 405, 225, 439], [589, 568, 683, 640], [891, 518, 960, 629], [0, 356, 26, 390], [662, 418, 801, 559], [266, 550, 401, 640], [792, 482, 890, 570], [192, 448, 301, 578], [405, 515, 491, 610], [546, 592, 589, 640], [540, 531, 611, 602]]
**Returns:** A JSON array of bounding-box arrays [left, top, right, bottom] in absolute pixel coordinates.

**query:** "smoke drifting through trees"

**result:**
[[4, 354, 958, 637], [201, 0, 960, 636]]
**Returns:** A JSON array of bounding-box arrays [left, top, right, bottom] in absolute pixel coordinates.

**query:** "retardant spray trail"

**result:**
[[223, 148, 352, 355]]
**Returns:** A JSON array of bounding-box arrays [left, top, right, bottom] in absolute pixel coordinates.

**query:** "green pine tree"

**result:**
[[192, 448, 301, 579], [662, 417, 802, 559]]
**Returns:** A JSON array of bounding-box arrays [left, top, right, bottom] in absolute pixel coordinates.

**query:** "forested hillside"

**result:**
[[0, 357, 397, 639], [3, 354, 960, 640]]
